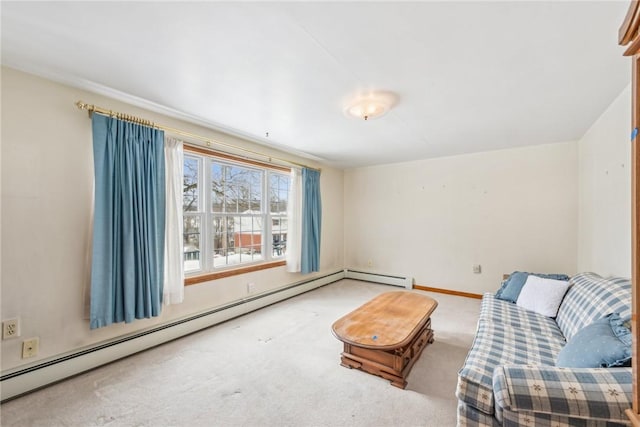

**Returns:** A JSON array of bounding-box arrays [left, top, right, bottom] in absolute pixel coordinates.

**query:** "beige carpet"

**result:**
[[0, 279, 481, 427]]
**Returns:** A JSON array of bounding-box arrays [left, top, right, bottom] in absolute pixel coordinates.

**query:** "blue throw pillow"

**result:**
[[556, 313, 632, 368], [495, 271, 570, 303]]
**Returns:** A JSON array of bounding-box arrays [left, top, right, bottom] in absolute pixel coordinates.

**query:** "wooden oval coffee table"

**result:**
[[331, 291, 437, 388]]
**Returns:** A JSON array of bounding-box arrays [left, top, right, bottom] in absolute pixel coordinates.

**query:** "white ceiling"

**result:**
[[1, 1, 632, 169]]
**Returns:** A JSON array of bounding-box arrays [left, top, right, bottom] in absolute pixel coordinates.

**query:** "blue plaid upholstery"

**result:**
[[493, 365, 631, 426], [502, 412, 630, 427], [556, 273, 631, 341], [457, 272, 632, 427], [480, 293, 565, 340], [456, 322, 565, 414], [457, 401, 501, 427]]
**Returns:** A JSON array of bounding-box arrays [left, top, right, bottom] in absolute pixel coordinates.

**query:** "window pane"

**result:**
[[183, 216, 201, 272], [212, 215, 264, 267], [278, 189, 288, 213], [272, 216, 287, 257], [218, 164, 263, 214], [212, 215, 233, 268], [237, 215, 263, 262], [224, 166, 239, 213], [270, 173, 289, 214], [183, 157, 199, 212], [225, 166, 246, 213], [211, 163, 224, 213], [249, 170, 262, 212], [269, 174, 279, 213]]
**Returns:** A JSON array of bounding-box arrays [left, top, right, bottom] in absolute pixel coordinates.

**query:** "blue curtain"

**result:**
[[301, 168, 322, 274], [90, 113, 166, 329]]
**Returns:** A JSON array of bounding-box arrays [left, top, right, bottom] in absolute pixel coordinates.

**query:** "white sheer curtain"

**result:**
[[164, 137, 184, 305], [286, 168, 302, 272]]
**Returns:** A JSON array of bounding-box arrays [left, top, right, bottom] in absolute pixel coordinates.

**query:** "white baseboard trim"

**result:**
[[344, 269, 413, 290], [0, 270, 345, 402]]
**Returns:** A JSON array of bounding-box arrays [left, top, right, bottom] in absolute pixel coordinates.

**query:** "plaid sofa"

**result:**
[[456, 272, 633, 426]]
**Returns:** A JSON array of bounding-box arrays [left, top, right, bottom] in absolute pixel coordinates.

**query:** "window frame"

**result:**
[[183, 145, 291, 285]]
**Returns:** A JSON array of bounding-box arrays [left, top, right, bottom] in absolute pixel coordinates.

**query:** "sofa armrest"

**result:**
[[493, 365, 632, 424]]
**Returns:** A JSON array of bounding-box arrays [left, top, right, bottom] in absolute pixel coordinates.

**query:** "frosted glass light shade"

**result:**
[[344, 92, 397, 121], [345, 100, 389, 120]]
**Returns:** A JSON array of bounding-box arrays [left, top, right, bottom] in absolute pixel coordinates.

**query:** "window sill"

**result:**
[[184, 260, 287, 286]]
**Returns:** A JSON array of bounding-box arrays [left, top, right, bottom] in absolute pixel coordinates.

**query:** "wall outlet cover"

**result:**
[[3, 318, 20, 339], [22, 337, 39, 359]]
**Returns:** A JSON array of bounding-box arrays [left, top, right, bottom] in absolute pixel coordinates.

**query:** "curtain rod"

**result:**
[[75, 101, 319, 171]]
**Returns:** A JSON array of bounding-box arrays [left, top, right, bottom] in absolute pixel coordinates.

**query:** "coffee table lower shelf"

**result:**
[[339, 318, 434, 388]]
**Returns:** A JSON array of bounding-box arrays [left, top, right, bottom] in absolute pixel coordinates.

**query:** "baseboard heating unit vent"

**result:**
[[344, 269, 413, 290], [0, 270, 344, 402]]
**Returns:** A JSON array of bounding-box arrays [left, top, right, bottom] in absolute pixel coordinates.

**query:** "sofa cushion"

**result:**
[[556, 273, 631, 341], [480, 293, 565, 340], [556, 313, 632, 368], [516, 275, 570, 318], [456, 321, 565, 415], [495, 271, 570, 303]]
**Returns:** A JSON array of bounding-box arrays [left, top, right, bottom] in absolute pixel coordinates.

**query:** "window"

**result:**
[[183, 148, 290, 276]]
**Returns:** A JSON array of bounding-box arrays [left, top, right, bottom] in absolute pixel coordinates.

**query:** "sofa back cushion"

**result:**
[[556, 273, 631, 341]]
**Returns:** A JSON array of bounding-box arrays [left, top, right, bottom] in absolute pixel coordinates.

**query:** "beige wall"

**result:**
[[577, 84, 631, 277], [1, 67, 344, 371], [344, 142, 579, 294]]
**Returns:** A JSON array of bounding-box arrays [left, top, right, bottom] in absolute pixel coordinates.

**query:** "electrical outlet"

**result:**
[[246, 282, 255, 294], [3, 318, 20, 339], [22, 337, 39, 359], [473, 264, 482, 274]]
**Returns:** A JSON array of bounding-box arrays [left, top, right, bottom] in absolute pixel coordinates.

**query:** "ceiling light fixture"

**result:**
[[344, 91, 398, 121]]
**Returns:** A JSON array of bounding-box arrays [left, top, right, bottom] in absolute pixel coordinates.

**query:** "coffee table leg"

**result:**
[[388, 377, 407, 389]]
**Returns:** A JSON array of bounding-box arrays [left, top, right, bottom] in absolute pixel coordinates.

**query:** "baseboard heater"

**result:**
[[344, 269, 413, 290], [0, 270, 345, 402]]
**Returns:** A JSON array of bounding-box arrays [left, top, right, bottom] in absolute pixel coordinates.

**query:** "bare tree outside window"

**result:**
[[183, 156, 201, 272], [183, 157, 199, 212]]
